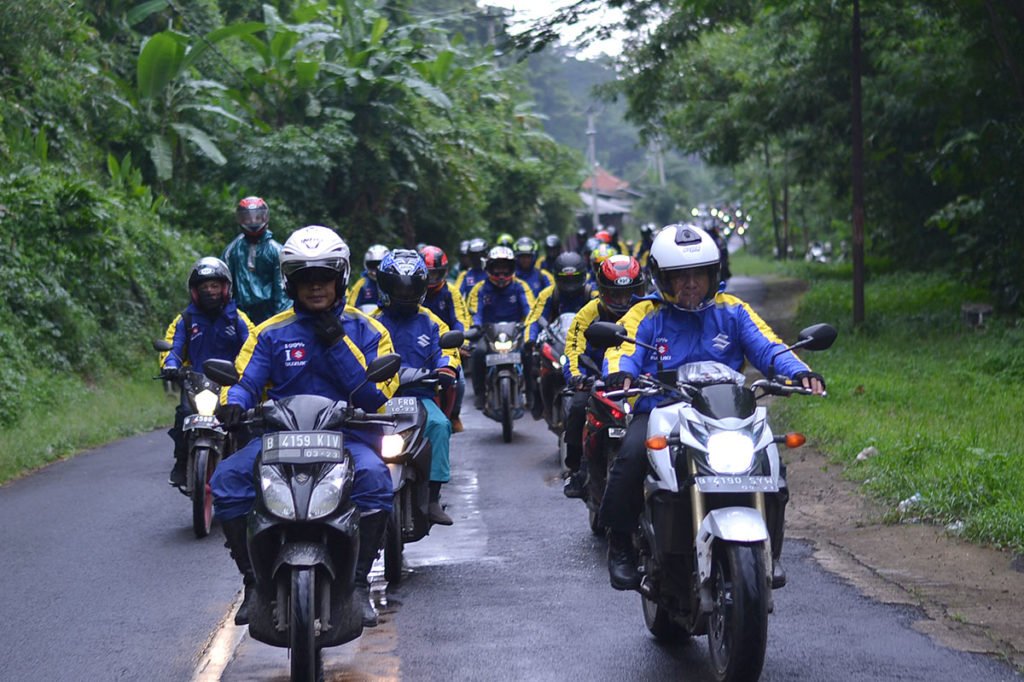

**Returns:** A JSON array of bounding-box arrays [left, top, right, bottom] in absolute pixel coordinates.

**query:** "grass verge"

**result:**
[[770, 267, 1024, 553], [0, 362, 174, 485]]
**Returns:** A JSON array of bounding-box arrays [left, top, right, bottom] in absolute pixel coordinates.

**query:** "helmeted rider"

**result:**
[[453, 240, 471, 281], [541, 234, 563, 273], [560, 254, 645, 498], [522, 251, 593, 422], [420, 245, 471, 432], [347, 244, 390, 310], [210, 226, 398, 628], [495, 232, 515, 248], [455, 237, 489, 299], [373, 249, 460, 525], [221, 196, 291, 324], [587, 242, 619, 286], [466, 245, 536, 409], [598, 225, 825, 591], [513, 236, 553, 298], [632, 223, 657, 269], [161, 257, 254, 486]]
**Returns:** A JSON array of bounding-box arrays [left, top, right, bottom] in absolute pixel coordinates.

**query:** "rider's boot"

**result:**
[[168, 455, 187, 487], [428, 481, 454, 525], [562, 468, 587, 499], [607, 530, 641, 591], [221, 515, 255, 625], [355, 511, 387, 627]]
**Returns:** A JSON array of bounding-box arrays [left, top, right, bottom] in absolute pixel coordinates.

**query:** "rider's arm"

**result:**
[[563, 299, 599, 383], [346, 278, 365, 308], [161, 314, 185, 370], [224, 325, 273, 410], [516, 280, 536, 323], [468, 281, 485, 325], [422, 308, 460, 370], [726, 294, 812, 378], [524, 286, 555, 344], [340, 312, 400, 411], [236, 310, 256, 351], [447, 282, 472, 332], [603, 300, 660, 377]]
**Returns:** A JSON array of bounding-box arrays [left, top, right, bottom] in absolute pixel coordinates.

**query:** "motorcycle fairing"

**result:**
[[695, 507, 769, 583], [262, 395, 350, 432]]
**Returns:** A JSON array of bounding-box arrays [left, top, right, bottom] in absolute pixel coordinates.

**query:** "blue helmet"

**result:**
[[377, 248, 428, 312]]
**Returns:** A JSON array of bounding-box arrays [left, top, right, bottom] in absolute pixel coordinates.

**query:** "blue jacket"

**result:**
[[161, 301, 253, 372], [225, 304, 399, 414], [524, 285, 592, 344], [604, 293, 811, 413], [456, 267, 487, 299], [347, 272, 380, 309], [221, 231, 291, 325], [467, 279, 535, 327], [423, 281, 471, 332], [373, 306, 460, 399], [515, 266, 553, 298]]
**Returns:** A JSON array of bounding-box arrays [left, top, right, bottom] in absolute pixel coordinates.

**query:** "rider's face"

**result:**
[[294, 271, 338, 312], [666, 268, 710, 309]]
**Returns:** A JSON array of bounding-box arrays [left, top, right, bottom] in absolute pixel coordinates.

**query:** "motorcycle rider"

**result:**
[[541, 234, 563, 273], [587, 242, 618, 286], [560, 255, 645, 498], [466, 245, 536, 409], [513, 236, 553, 298], [495, 232, 515, 248], [632, 223, 656, 269], [453, 240, 471, 281], [420, 245, 471, 433], [160, 257, 254, 486], [210, 226, 398, 628], [455, 237, 488, 299], [373, 249, 460, 526], [347, 244, 390, 310], [221, 196, 291, 324], [598, 224, 825, 591], [522, 252, 592, 421]]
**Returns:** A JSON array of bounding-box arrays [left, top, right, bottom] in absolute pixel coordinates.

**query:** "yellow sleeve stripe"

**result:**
[[421, 307, 461, 368], [524, 285, 554, 343], [238, 311, 256, 338], [517, 278, 537, 309], [605, 300, 659, 374], [448, 282, 472, 331], [717, 293, 785, 344], [468, 280, 484, 314], [160, 314, 182, 368], [346, 279, 365, 307], [565, 299, 600, 376]]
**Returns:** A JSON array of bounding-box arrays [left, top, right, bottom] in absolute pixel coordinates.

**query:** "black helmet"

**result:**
[[552, 252, 586, 296], [377, 249, 428, 313], [188, 257, 232, 310]]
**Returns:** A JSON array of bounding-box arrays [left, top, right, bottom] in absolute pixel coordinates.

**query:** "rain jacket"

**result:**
[[221, 231, 291, 325], [455, 267, 487, 299], [563, 298, 618, 384], [346, 271, 380, 309], [515, 266, 553, 298], [604, 293, 811, 414], [161, 301, 253, 371], [467, 279, 535, 327], [423, 281, 472, 333], [372, 306, 460, 399], [523, 285, 593, 344]]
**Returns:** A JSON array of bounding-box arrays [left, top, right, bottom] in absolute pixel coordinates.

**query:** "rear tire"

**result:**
[[384, 495, 404, 585], [499, 376, 513, 443], [290, 567, 319, 682], [191, 447, 215, 538], [707, 543, 769, 682]]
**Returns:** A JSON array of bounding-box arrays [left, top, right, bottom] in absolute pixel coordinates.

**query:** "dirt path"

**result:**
[[755, 276, 1024, 671]]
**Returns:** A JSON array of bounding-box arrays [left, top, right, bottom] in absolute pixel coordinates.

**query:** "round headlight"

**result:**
[[381, 433, 405, 460], [706, 431, 755, 474]]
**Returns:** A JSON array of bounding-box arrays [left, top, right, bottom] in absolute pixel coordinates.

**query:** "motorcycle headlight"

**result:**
[[308, 461, 352, 519], [194, 389, 219, 417], [381, 433, 406, 460], [259, 465, 296, 520], [494, 339, 514, 352], [706, 431, 755, 474]]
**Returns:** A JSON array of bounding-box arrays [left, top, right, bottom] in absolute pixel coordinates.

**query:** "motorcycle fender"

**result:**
[[695, 507, 769, 583], [190, 435, 220, 450], [272, 541, 336, 580]]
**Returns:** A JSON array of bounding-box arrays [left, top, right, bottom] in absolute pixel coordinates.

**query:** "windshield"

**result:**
[[677, 361, 746, 387]]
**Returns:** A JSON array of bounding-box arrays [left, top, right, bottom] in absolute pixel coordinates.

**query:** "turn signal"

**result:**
[[783, 432, 806, 448], [646, 435, 669, 450]]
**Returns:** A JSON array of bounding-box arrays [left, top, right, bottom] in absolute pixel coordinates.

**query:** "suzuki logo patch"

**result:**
[[417, 334, 431, 347], [284, 342, 308, 366], [712, 333, 731, 352]]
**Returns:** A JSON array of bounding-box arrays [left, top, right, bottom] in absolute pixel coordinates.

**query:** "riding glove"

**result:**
[[313, 311, 346, 347], [603, 371, 634, 390], [792, 370, 826, 392], [215, 403, 244, 429]]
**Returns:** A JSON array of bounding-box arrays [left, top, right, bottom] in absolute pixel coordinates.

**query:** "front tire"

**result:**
[[499, 376, 513, 443], [707, 543, 769, 682], [290, 567, 319, 682], [191, 447, 216, 538], [384, 494, 404, 585]]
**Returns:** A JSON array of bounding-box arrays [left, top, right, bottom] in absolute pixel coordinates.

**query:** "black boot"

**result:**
[[428, 481, 453, 525], [355, 511, 388, 627], [767, 489, 788, 589], [607, 531, 641, 591], [168, 456, 187, 487], [222, 516, 255, 625], [562, 470, 587, 499]]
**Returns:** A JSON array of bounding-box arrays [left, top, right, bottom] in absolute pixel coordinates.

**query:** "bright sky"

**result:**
[[482, 0, 627, 58]]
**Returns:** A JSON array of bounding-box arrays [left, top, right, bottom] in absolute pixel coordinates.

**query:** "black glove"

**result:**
[[571, 375, 591, 391], [215, 403, 244, 429], [160, 366, 180, 381], [437, 367, 457, 388], [604, 371, 634, 390], [313, 311, 345, 347], [792, 371, 826, 392]]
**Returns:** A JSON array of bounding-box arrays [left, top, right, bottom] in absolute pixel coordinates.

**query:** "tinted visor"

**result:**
[[379, 271, 427, 304], [555, 271, 586, 294], [427, 267, 447, 287], [237, 207, 268, 232], [282, 258, 345, 279], [289, 267, 338, 285]]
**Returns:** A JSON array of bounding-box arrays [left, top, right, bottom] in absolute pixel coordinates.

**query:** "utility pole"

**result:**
[[851, 0, 865, 326], [586, 109, 599, 231]]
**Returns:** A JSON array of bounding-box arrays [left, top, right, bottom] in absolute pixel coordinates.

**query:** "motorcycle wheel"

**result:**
[[191, 447, 216, 539], [707, 543, 769, 682], [384, 495, 404, 585], [499, 376, 513, 443], [289, 567, 321, 682]]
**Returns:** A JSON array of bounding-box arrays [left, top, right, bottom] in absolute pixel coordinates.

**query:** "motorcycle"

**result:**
[[466, 322, 525, 443], [152, 339, 233, 538], [534, 313, 575, 463], [585, 321, 837, 682], [203, 353, 401, 682], [379, 330, 463, 585]]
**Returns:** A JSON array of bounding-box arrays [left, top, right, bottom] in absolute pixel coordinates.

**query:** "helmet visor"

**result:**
[[282, 258, 346, 279], [555, 271, 586, 295], [237, 207, 268, 233]]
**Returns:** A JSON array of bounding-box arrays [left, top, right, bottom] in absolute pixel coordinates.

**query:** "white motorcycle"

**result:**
[[586, 321, 837, 682]]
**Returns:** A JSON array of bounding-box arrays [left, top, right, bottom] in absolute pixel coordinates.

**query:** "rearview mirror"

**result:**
[[203, 359, 239, 386], [152, 339, 172, 352], [366, 353, 402, 383], [440, 330, 465, 349], [796, 323, 838, 351], [584, 322, 628, 349]]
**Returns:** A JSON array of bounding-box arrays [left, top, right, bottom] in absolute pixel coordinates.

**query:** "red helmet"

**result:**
[[594, 230, 613, 244], [236, 196, 269, 236], [597, 255, 644, 316], [419, 245, 449, 292]]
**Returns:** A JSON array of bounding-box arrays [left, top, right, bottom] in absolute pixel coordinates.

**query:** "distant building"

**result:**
[[577, 166, 643, 234]]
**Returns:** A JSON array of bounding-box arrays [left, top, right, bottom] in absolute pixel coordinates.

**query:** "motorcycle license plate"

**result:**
[[385, 397, 419, 415], [183, 414, 218, 430], [607, 427, 627, 439], [694, 475, 778, 493], [262, 431, 345, 465], [486, 352, 521, 366]]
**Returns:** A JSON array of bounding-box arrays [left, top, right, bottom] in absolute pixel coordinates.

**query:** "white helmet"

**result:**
[[648, 224, 720, 310], [280, 226, 351, 297], [363, 244, 391, 281]]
